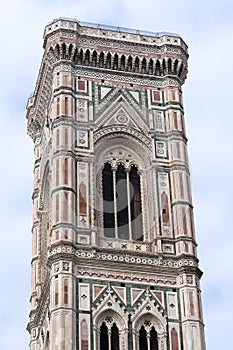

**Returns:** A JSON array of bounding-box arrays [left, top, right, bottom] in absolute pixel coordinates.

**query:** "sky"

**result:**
[[0, 0, 232, 349]]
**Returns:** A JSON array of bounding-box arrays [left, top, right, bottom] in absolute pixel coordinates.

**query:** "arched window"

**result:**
[[68, 44, 73, 60], [127, 56, 133, 71], [85, 50, 90, 66], [134, 57, 139, 73], [78, 49, 83, 65], [81, 320, 88, 350], [174, 59, 178, 74], [168, 58, 172, 74], [171, 328, 179, 350], [141, 58, 147, 74], [162, 59, 166, 75], [92, 50, 97, 67], [102, 163, 115, 238], [149, 59, 153, 74], [99, 52, 104, 68], [116, 164, 128, 239], [102, 162, 142, 241], [113, 54, 118, 70], [62, 43, 66, 59], [139, 325, 147, 350], [150, 327, 158, 350], [155, 60, 161, 76], [120, 55, 125, 70], [100, 322, 119, 350], [139, 325, 158, 350], [130, 165, 142, 241], [106, 53, 111, 69], [100, 322, 108, 350], [111, 323, 119, 350]]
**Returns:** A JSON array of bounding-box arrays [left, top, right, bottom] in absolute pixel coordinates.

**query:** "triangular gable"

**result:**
[[131, 290, 166, 328], [92, 285, 127, 319], [104, 106, 140, 131], [95, 94, 149, 133]]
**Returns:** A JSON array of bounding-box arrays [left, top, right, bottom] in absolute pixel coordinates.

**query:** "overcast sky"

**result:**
[[0, 0, 232, 349]]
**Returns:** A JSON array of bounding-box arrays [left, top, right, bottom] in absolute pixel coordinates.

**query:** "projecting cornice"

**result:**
[[26, 18, 188, 140]]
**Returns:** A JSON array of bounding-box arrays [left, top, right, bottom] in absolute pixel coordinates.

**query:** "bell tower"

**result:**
[[26, 18, 206, 350]]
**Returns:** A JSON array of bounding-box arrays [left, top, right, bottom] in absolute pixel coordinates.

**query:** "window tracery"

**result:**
[[102, 159, 143, 241]]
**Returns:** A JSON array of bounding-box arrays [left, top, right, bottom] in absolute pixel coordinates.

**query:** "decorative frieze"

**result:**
[[75, 68, 180, 88]]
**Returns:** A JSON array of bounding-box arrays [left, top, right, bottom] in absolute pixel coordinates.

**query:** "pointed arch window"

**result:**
[[81, 319, 88, 350], [111, 323, 119, 350], [102, 162, 143, 241], [100, 322, 119, 350], [127, 56, 133, 71], [139, 325, 158, 350], [171, 327, 179, 350], [139, 325, 147, 349], [106, 53, 112, 69], [99, 52, 104, 68], [92, 50, 97, 67], [150, 327, 158, 350], [100, 322, 108, 350]]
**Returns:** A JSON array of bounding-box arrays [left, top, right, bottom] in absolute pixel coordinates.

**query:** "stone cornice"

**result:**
[[43, 18, 188, 53]]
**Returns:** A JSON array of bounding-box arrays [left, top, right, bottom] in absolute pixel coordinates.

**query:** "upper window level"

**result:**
[[95, 143, 154, 252]]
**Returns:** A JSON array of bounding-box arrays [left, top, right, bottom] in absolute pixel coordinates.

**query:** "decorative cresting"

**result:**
[[132, 291, 167, 350], [93, 286, 128, 350]]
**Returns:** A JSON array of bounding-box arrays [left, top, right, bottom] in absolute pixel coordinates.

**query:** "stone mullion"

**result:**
[[139, 171, 147, 241], [93, 326, 99, 350], [126, 169, 132, 241], [147, 331, 151, 350], [108, 328, 112, 350], [132, 330, 137, 350]]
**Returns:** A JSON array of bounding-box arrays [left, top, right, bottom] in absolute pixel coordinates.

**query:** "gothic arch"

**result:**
[[120, 55, 126, 70], [93, 309, 128, 350], [92, 50, 98, 67], [62, 42, 67, 59], [94, 133, 155, 247], [84, 49, 90, 65], [106, 53, 112, 69], [99, 51, 105, 68], [133, 313, 167, 350]]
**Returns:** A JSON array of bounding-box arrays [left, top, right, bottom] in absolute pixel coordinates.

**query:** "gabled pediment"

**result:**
[[131, 289, 166, 325], [92, 285, 127, 320], [95, 93, 149, 134]]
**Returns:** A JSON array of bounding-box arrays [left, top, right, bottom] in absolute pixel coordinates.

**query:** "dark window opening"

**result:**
[[116, 164, 129, 239], [150, 327, 158, 350], [102, 162, 143, 241], [100, 322, 108, 350], [102, 163, 115, 238], [139, 325, 148, 350], [130, 165, 143, 241], [111, 323, 119, 350]]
